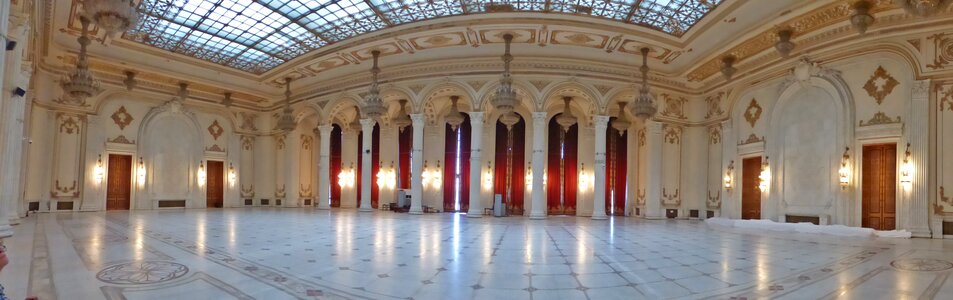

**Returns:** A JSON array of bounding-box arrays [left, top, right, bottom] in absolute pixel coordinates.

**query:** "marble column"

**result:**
[[466, 112, 484, 217], [720, 120, 736, 219], [359, 118, 375, 212], [409, 114, 425, 214], [0, 0, 10, 238], [530, 112, 548, 219], [644, 121, 664, 219], [1, 11, 26, 229], [907, 80, 931, 238], [592, 116, 609, 220], [317, 124, 333, 210]]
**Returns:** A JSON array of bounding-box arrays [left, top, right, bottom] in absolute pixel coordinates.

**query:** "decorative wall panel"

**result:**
[[51, 113, 86, 198], [937, 84, 953, 215], [662, 124, 681, 207]]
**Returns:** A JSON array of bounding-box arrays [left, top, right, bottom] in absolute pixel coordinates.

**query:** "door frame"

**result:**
[[101, 146, 139, 210], [739, 154, 764, 220], [854, 137, 902, 229], [206, 160, 225, 208]]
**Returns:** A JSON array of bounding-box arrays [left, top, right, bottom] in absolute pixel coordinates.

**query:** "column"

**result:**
[[907, 80, 931, 237], [317, 124, 333, 209], [409, 114, 425, 214], [0, 0, 10, 238], [359, 118, 375, 211], [720, 120, 736, 219], [1, 10, 25, 230], [644, 121, 664, 219], [529, 112, 548, 219], [466, 112, 484, 217], [592, 116, 609, 220]]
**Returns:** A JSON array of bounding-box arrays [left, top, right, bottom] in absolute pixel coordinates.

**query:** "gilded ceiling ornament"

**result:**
[[927, 33, 953, 70], [660, 95, 687, 119], [744, 99, 762, 128], [110, 106, 134, 130], [859, 111, 902, 126], [863, 66, 900, 104], [704, 92, 725, 119], [207, 120, 225, 140]]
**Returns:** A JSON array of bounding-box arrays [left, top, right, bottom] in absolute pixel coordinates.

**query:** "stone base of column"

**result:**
[[0, 224, 13, 238], [8, 216, 20, 225], [529, 213, 546, 220], [359, 207, 373, 212], [909, 227, 931, 238], [591, 214, 608, 220], [466, 210, 482, 218], [409, 210, 423, 215]]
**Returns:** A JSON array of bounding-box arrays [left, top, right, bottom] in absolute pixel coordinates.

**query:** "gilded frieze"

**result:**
[[863, 66, 899, 105], [110, 106, 134, 130], [410, 33, 467, 50], [859, 111, 902, 126], [208, 120, 224, 140], [660, 95, 687, 120], [549, 30, 609, 49], [743, 99, 762, 128], [927, 33, 953, 70]]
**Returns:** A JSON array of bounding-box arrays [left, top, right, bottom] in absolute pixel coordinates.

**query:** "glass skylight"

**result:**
[[126, 0, 721, 74]]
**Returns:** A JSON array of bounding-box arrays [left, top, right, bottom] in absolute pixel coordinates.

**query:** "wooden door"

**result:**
[[741, 157, 762, 220], [106, 154, 132, 210], [207, 161, 224, 208], [862, 144, 897, 230]]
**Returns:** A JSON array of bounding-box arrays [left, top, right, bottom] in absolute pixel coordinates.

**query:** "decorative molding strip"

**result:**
[[859, 111, 902, 127]]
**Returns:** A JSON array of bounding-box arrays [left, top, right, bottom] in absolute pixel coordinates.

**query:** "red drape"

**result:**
[[494, 116, 527, 215], [564, 123, 578, 215], [372, 123, 380, 209], [398, 125, 412, 189], [330, 125, 342, 207], [357, 130, 362, 204], [547, 116, 563, 214], [443, 124, 458, 212], [606, 120, 628, 216], [459, 115, 472, 212]]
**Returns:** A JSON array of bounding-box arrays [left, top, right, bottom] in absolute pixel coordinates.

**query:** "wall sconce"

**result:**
[[483, 161, 493, 191], [900, 143, 913, 186], [228, 162, 237, 188], [197, 160, 207, 187], [338, 163, 355, 188], [376, 161, 397, 190], [525, 164, 533, 191], [137, 157, 146, 187], [578, 163, 594, 192], [421, 160, 443, 190], [724, 160, 734, 191], [758, 157, 770, 192], [838, 147, 851, 189], [93, 154, 105, 184]]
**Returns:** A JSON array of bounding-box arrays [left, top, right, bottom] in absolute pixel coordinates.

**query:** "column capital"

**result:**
[[646, 120, 663, 133], [912, 79, 931, 100], [410, 113, 426, 125], [594, 115, 610, 127], [318, 124, 334, 135], [467, 111, 484, 121], [359, 118, 376, 127], [532, 111, 548, 123]]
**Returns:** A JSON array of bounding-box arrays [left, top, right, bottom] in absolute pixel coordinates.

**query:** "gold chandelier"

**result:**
[[556, 96, 577, 132], [59, 17, 102, 106], [445, 96, 465, 131], [362, 50, 386, 120], [393, 99, 412, 131], [492, 34, 517, 115], [631, 47, 657, 120], [82, 0, 140, 37], [276, 77, 297, 131]]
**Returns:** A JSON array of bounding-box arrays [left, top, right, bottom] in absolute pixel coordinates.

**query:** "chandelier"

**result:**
[[445, 95, 465, 131], [82, 0, 140, 37], [393, 99, 412, 131], [60, 16, 102, 106], [349, 108, 362, 132], [276, 77, 297, 132], [850, 1, 875, 34], [492, 34, 517, 115], [500, 112, 520, 130], [631, 47, 657, 120], [720, 55, 737, 81], [362, 50, 386, 120], [611, 102, 631, 134], [897, 0, 945, 17], [774, 29, 795, 58], [556, 96, 577, 132]]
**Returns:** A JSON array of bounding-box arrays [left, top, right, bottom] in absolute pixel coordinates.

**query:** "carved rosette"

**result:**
[[863, 66, 899, 105], [110, 106, 134, 130], [207, 120, 225, 140]]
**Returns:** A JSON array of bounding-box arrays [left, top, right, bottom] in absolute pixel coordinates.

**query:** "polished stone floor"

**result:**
[[3, 208, 953, 300]]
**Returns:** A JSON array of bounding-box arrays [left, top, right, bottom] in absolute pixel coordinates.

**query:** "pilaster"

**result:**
[[530, 112, 548, 219], [592, 115, 609, 220], [467, 112, 484, 217]]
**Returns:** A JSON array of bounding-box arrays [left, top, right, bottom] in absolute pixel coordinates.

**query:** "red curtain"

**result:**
[[547, 116, 562, 214], [372, 123, 380, 209], [606, 120, 628, 216], [563, 123, 578, 215], [357, 130, 362, 204], [459, 115, 472, 212], [330, 125, 342, 207], [398, 125, 412, 189], [443, 124, 458, 212], [493, 116, 525, 215]]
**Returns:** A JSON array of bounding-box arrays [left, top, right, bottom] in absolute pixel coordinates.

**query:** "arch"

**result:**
[[321, 94, 363, 127], [421, 82, 478, 119], [417, 80, 478, 113], [137, 100, 205, 206], [477, 80, 537, 116], [540, 81, 602, 115]]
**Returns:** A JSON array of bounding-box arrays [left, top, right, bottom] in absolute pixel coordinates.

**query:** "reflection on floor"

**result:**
[[3, 208, 953, 300]]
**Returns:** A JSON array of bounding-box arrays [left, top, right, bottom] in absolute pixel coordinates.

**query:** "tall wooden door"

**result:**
[[741, 157, 762, 220], [862, 144, 897, 230], [207, 161, 224, 208], [106, 154, 132, 210]]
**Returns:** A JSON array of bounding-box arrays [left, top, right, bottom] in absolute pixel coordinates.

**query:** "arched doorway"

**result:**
[[357, 123, 381, 209], [606, 117, 628, 216], [494, 114, 526, 215], [547, 113, 578, 215], [329, 124, 343, 207], [443, 114, 471, 212]]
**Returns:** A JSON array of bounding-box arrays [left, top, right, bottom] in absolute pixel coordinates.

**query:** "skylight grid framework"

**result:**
[[124, 0, 721, 74]]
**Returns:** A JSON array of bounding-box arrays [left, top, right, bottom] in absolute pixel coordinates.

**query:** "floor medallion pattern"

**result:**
[[890, 258, 953, 272], [96, 261, 189, 285]]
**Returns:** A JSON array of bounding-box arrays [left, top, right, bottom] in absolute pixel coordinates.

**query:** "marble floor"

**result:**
[[3, 209, 953, 300]]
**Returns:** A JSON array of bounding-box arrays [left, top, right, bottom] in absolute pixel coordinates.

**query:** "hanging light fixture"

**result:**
[[445, 95, 465, 131], [896, 0, 945, 17], [276, 77, 297, 132], [556, 96, 577, 132], [500, 112, 520, 130], [631, 47, 657, 120], [81, 0, 140, 38], [850, 0, 875, 35], [720, 55, 737, 81], [492, 34, 518, 115], [123, 70, 137, 91], [362, 50, 386, 120], [774, 29, 795, 58], [349, 113, 362, 132], [60, 16, 102, 106], [393, 99, 412, 131], [611, 102, 631, 135]]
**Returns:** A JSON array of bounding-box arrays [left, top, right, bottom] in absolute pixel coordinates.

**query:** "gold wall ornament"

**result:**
[[59, 115, 82, 134], [704, 92, 725, 119], [739, 134, 764, 145], [275, 184, 286, 198], [709, 126, 721, 145], [662, 188, 680, 205], [707, 190, 721, 209], [300, 184, 313, 197], [927, 33, 953, 70], [205, 145, 225, 152], [636, 189, 646, 205], [941, 186, 952, 207], [207, 120, 225, 140], [660, 95, 687, 119], [863, 66, 900, 104], [241, 184, 255, 198], [239, 112, 258, 131], [664, 126, 681, 144], [53, 180, 79, 197], [110, 105, 134, 130], [301, 135, 313, 150], [744, 99, 762, 128], [108, 135, 135, 144], [859, 111, 902, 126], [241, 135, 254, 151], [638, 129, 646, 147], [276, 134, 286, 150], [940, 85, 953, 111]]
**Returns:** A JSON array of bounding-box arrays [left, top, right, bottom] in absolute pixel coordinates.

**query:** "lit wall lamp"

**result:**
[[525, 164, 533, 191], [376, 161, 397, 190], [93, 154, 105, 184], [900, 143, 913, 186], [483, 161, 493, 191], [197, 160, 207, 187], [228, 162, 237, 188], [724, 160, 734, 191], [136, 157, 145, 187], [838, 147, 851, 189], [578, 163, 594, 192], [338, 163, 355, 188], [421, 160, 442, 190], [758, 157, 770, 192]]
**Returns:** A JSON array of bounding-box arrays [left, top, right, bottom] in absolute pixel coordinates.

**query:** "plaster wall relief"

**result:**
[[937, 84, 953, 216], [660, 94, 688, 120], [704, 92, 726, 120], [298, 134, 314, 200], [662, 124, 682, 208], [926, 33, 953, 70], [274, 134, 287, 203], [139, 101, 205, 208], [707, 125, 723, 211], [51, 113, 86, 199], [240, 135, 255, 199]]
